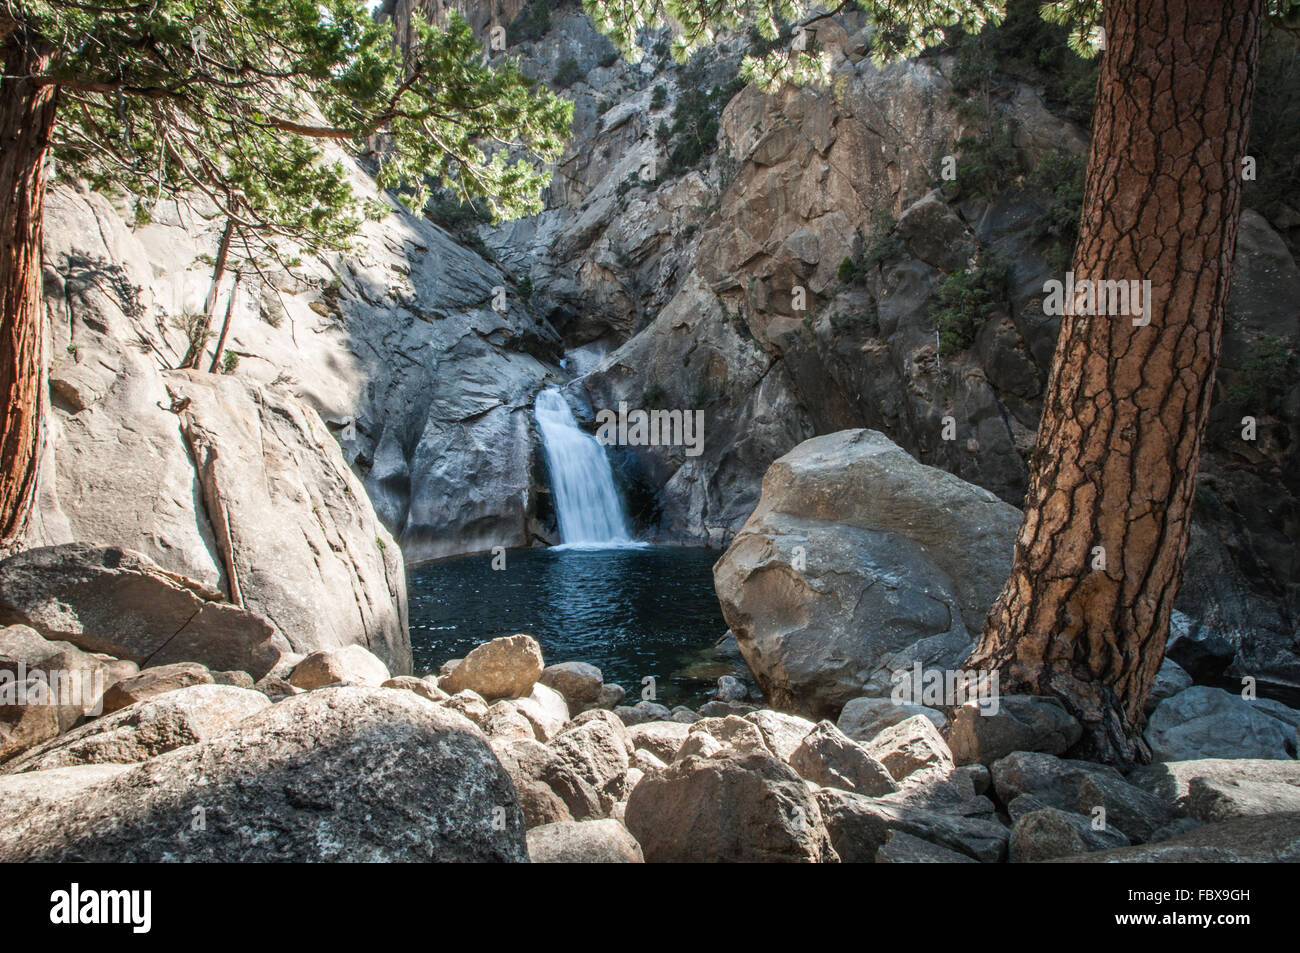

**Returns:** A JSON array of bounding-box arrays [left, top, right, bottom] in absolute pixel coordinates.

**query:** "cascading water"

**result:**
[[534, 388, 638, 548]]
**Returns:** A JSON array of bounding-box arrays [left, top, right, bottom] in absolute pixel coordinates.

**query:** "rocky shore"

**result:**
[[3, 622, 1296, 863]]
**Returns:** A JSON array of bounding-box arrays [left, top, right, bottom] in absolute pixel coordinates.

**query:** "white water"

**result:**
[[534, 388, 639, 548]]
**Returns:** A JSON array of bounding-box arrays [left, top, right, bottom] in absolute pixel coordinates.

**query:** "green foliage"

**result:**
[[21, 2, 572, 275], [1030, 149, 1087, 273], [221, 350, 240, 374], [507, 0, 552, 45], [661, 58, 745, 177], [553, 57, 584, 89], [941, 117, 1024, 202], [837, 213, 901, 282], [1227, 335, 1296, 407], [947, 0, 1100, 123], [931, 253, 1012, 355], [517, 273, 533, 303], [651, 84, 668, 110], [640, 383, 667, 408]]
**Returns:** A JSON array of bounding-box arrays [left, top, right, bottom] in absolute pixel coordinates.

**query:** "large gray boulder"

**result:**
[[0, 686, 527, 861], [946, 695, 1083, 766], [713, 430, 1021, 718], [0, 545, 282, 679], [815, 786, 1009, 863], [1127, 759, 1300, 822], [1053, 812, 1300, 863], [625, 750, 837, 863], [1145, 686, 1294, 761]]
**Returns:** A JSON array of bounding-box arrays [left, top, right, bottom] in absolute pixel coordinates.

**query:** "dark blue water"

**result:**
[[407, 546, 740, 708]]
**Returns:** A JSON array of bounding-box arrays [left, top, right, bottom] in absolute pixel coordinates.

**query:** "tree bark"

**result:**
[[181, 217, 233, 370], [208, 272, 240, 374], [967, 0, 1263, 764], [0, 32, 59, 552]]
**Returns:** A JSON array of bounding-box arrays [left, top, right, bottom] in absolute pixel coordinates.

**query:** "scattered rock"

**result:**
[[861, 714, 954, 784], [527, 819, 644, 863], [1006, 796, 1130, 861], [288, 645, 391, 690], [716, 675, 748, 702], [3, 684, 269, 773], [491, 737, 572, 829], [790, 721, 899, 796], [668, 706, 701, 723], [688, 715, 774, 758], [512, 682, 570, 741], [0, 687, 528, 861], [1127, 758, 1300, 823], [595, 683, 626, 709], [444, 689, 490, 724], [1054, 812, 1300, 863], [627, 721, 691, 763], [1143, 658, 1193, 714], [992, 751, 1176, 843], [211, 670, 255, 689], [382, 675, 448, 703], [440, 634, 544, 701], [947, 696, 1082, 766], [745, 710, 816, 763], [816, 786, 1008, 863], [625, 750, 837, 862], [543, 713, 631, 820], [699, 700, 758, 717], [479, 701, 537, 741], [539, 661, 603, 711], [1145, 686, 1293, 761], [614, 701, 671, 725], [100, 662, 214, 715], [837, 697, 946, 743], [876, 829, 978, 863]]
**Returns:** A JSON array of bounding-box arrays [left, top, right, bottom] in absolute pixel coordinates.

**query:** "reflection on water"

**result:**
[[407, 546, 735, 707]]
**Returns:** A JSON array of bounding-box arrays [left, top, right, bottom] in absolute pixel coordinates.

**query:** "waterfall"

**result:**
[[534, 388, 637, 548]]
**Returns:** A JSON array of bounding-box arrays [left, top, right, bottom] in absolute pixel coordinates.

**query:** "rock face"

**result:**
[[714, 430, 1021, 717], [0, 687, 528, 862], [625, 750, 837, 863], [0, 545, 282, 679]]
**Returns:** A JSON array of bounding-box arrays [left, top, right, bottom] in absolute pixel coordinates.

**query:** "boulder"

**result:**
[[538, 661, 603, 711], [714, 430, 1021, 718], [595, 683, 626, 709], [1145, 686, 1293, 761], [100, 662, 214, 715], [946, 696, 1082, 766], [668, 706, 702, 723], [699, 700, 759, 717], [625, 750, 837, 863], [3, 684, 269, 774], [288, 645, 391, 689], [512, 682, 570, 741], [526, 819, 644, 863], [1127, 758, 1300, 823], [479, 701, 538, 742], [992, 751, 1176, 842], [1143, 658, 1193, 714], [878, 769, 998, 818], [1, 624, 114, 761], [687, 715, 774, 758], [627, 721, 691, 763], [861, 714, 954, 784], [444, 689, 490, 724], [0, 545, 282, 678], [1007, 797, 1130, 862], [716, 675, 748, 702], [490, 737, 572, 829], [211, 670, 255, 689], [837, 697, 946, 743], [1054, 813, 1300, 863], [382, 675, 449, 703], [815, 787, 1009, 863], [876, 829, 977, 863], [440, 634, 544, 701], [0, 687, 527, 861], [614, 700, 672, 725], [542, 713, 631, 820], [677, 731, 726, 760], [790, 720, 899, 796], [745, 710, 817, 763]]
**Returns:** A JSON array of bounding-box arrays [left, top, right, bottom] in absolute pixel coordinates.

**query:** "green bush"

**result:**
[[1227, 335, 1295, 407], [660, 58, 745, 177], [517, 273, 533, 304], [553, 57, 583, 89], [1030, 149, 1087, 273], [651, 84, 668, 110], [940, 117, 1024, 202], [932, 253, 1012, 355]]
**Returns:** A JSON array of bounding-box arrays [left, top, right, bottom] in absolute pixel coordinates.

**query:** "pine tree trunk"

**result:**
[[208, 273, 240, 374], [182, 218, 233, 370], [967, 0, 1263, 764], [0, 34, 59, 551]]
